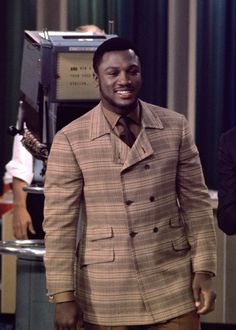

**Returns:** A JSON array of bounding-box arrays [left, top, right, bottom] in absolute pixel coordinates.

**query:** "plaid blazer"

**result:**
[[43, 100, 216, 325]]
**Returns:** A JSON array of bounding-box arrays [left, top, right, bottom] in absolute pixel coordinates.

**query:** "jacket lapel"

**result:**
[[122, 101, 164, 170], [121, 129, 154, 170], [89, 103, 111, 140]]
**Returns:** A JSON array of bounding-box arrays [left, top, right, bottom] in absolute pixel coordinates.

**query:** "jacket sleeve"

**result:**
[[217, 133, 236, 235], [43, 129, 83, 297], [176, 115, 217, 275]]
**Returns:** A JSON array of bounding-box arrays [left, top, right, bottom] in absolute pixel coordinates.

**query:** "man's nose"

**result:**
[[119, 72, 131, 84]]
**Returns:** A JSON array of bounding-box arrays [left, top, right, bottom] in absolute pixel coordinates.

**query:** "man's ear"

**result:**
[[93, 72, 99, 87]]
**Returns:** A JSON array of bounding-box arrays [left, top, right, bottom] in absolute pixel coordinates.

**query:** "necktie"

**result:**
[[118, 116, 135, 147]]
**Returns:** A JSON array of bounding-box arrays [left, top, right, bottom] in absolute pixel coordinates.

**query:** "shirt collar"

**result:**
[[101, 102, 141, 129]]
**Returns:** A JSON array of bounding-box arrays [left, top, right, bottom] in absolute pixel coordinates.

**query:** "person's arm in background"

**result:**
[[5, 131, 34, 239], [217, 131, 236, 235], [12, 177, 35, 239]]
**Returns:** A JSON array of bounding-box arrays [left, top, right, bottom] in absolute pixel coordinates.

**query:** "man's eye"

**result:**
[[107, 71, 118, 76], [129, 69, 139, 75]]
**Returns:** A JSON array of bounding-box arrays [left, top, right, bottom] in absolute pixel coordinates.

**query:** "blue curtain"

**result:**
[[0, 1, 36, 193], [196, 0, 236, 189], [68, 0, 109, 30], [116, 0, 168, 107]]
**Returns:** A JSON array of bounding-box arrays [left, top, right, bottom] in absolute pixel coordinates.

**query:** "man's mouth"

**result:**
[[115, 89, 134, 97]]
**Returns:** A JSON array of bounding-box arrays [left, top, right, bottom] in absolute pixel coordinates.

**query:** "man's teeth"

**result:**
[[117, 90, 131, 95]]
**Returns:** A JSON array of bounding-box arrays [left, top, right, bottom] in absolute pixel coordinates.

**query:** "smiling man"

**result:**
[[93, 40, 142, 115], [43, 37, 216, 330]]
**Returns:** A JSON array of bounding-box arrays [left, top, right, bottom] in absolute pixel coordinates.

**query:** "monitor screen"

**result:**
[[56, 52, 99, 101]]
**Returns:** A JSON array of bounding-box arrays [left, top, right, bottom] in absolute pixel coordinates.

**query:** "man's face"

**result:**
[[93, 49, 142, 115]]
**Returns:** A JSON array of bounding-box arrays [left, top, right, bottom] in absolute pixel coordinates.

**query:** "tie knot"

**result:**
[[118, 115, 131, 125]]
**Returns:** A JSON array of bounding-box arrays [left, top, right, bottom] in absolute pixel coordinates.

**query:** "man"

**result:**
[[217, 127, 236, 235], [43, 37, 217, 330]]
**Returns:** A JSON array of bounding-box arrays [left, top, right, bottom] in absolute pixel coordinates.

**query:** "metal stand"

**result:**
[[0, 240, 54, 330], [23, 185, 44, 195]]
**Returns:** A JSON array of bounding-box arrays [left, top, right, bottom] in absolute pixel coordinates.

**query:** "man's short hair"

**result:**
[[93, 37, 141, 73]]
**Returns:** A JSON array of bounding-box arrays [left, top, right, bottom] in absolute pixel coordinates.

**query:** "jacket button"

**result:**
[[153, 227, 159, 233], [149, 196, 155, 202], [130, 231, 137, 237], [126, 200, 134, 206]]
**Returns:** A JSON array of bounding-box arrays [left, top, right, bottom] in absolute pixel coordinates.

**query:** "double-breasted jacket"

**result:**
[[43, 100, 216, 325]]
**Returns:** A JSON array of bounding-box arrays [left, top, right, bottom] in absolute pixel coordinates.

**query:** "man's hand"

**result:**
[[54, 301, 82, 330], [192, 272, 216, 314], [13, 206, 36, 239]]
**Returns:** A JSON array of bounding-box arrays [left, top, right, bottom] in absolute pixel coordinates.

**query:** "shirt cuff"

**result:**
[[48, 291, 75, 303]]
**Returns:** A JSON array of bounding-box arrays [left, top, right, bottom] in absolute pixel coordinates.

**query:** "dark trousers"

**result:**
[[83, 311, 200, 330]]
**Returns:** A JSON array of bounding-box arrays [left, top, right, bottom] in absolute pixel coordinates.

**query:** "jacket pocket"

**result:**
[[172, 235, 191, 252], [80, 226, 114, 266], [86, 226, 113, 241]]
